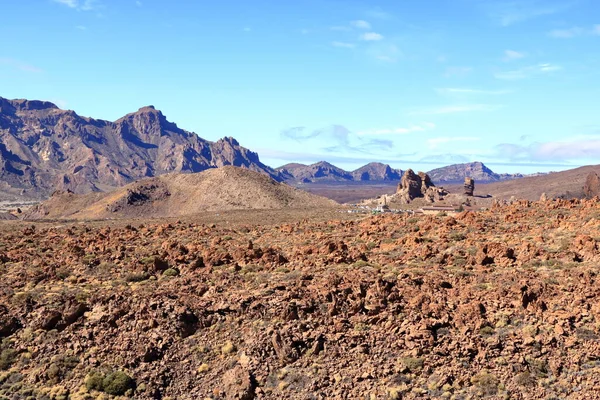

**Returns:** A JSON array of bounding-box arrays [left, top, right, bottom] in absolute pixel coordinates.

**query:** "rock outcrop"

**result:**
[[464, 177, 475, 196], [396, 169, 448, 203], [583, 172, 600, 198]]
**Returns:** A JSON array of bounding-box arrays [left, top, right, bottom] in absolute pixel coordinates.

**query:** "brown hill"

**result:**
[[477, 164, 598, 200], [0, 98, 281, 200], [25, 166, 337, 220]]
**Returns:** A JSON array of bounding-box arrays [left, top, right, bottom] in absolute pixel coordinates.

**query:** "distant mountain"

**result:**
[[276, 161, 402, 183], [427, 161, 523, 184], [351, 162, 403, 181], [0, 97, 281, 199], [277, 161, 352, 183]]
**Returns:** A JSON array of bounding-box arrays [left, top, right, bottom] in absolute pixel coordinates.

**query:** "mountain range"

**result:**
[[277, 161, 402, 183], [0, 97, 280, 199], [0, 97, 527, 200]]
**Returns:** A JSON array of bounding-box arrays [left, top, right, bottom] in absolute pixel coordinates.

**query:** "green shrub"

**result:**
[[400, 357, 424, 372], [471, 372, 498, 396], [85, 372, 104, 391], [125, 272, 151, 282], [163, 268, 179, 277], [0, 348, 17, 370], [103, 371, 134, 395]]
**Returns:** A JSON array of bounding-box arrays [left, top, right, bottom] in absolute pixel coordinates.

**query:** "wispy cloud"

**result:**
[[367, 43, 401, 63], [358, 123, 436, 136], [494, 63, 562, 80], [436, 88, 513, 96], [428, 137, 481, 149], [496, 136, 600, 161], [331, 41, 355, 49], [548, 25, 600, 38], [503, 49, 526, 61], [409, 104, 500, 115], [360, 32, 384, 41], [481, 0, 576, 27], [53, 0, 100, 11], [366, 8, 393, 20], [280, 125, 395, 155], [76, 25, 87, 30], [135, 0, 142, 6], [0, 58, 43, 73], [351, 20, 371, 30]]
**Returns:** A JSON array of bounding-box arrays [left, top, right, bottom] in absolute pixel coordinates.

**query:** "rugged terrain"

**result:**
[[277, 162, 402, 183], [24, 167, 337, 220], [1, 199, 600, 399], [0, 98, 280, 200], [427, 162, 524, 184]]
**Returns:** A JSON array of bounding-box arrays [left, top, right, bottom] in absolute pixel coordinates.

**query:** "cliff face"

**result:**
[[0, 98, 281, 199]]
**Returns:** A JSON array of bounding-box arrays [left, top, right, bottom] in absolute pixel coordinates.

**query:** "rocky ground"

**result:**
[[1, 199, 600, 399]]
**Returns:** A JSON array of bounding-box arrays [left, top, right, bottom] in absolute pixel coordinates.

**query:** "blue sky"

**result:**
[[1, 0, 599, 173]]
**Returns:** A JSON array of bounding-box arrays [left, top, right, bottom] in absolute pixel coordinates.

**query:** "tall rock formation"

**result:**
[[464, 177, 475, 196], [584, 172, 600, 198], [0, 97, 281, 199], [396, 169, 448, 203]]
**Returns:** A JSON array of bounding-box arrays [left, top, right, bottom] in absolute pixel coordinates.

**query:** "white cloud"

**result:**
[[494, 63, 562, 80], [351, 20, 371, 30], [358, 123, 436, 136], [53, 0, 100, 11], [409, 104, 500, 116], [54, 0, 77, 7], [331, 41, 355, 49], [548, 27, 585, 38], [0, 58, 43, 73], [497, 136, 600, 161], [482, 1, 575, 27], [503, 49, 526, 61], [427, 137, 480, 149], [548, 25, 600, 38], [367, 43, 401, 63], [360, 32, 384, 41]]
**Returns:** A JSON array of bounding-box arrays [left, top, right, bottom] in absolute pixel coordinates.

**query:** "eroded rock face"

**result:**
[[0, 97, 282, 199], [464, 177, 475, 196], [396, 169, 448, 203], [583, 172, 600, 198]]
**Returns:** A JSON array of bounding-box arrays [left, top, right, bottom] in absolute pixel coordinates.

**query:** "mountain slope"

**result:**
[[0, 97, 281, 199], [351, 162, 402, 181], [427, 161, 523, 184], [24, 166, 337, 220], [277, 161, 402, 183]]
